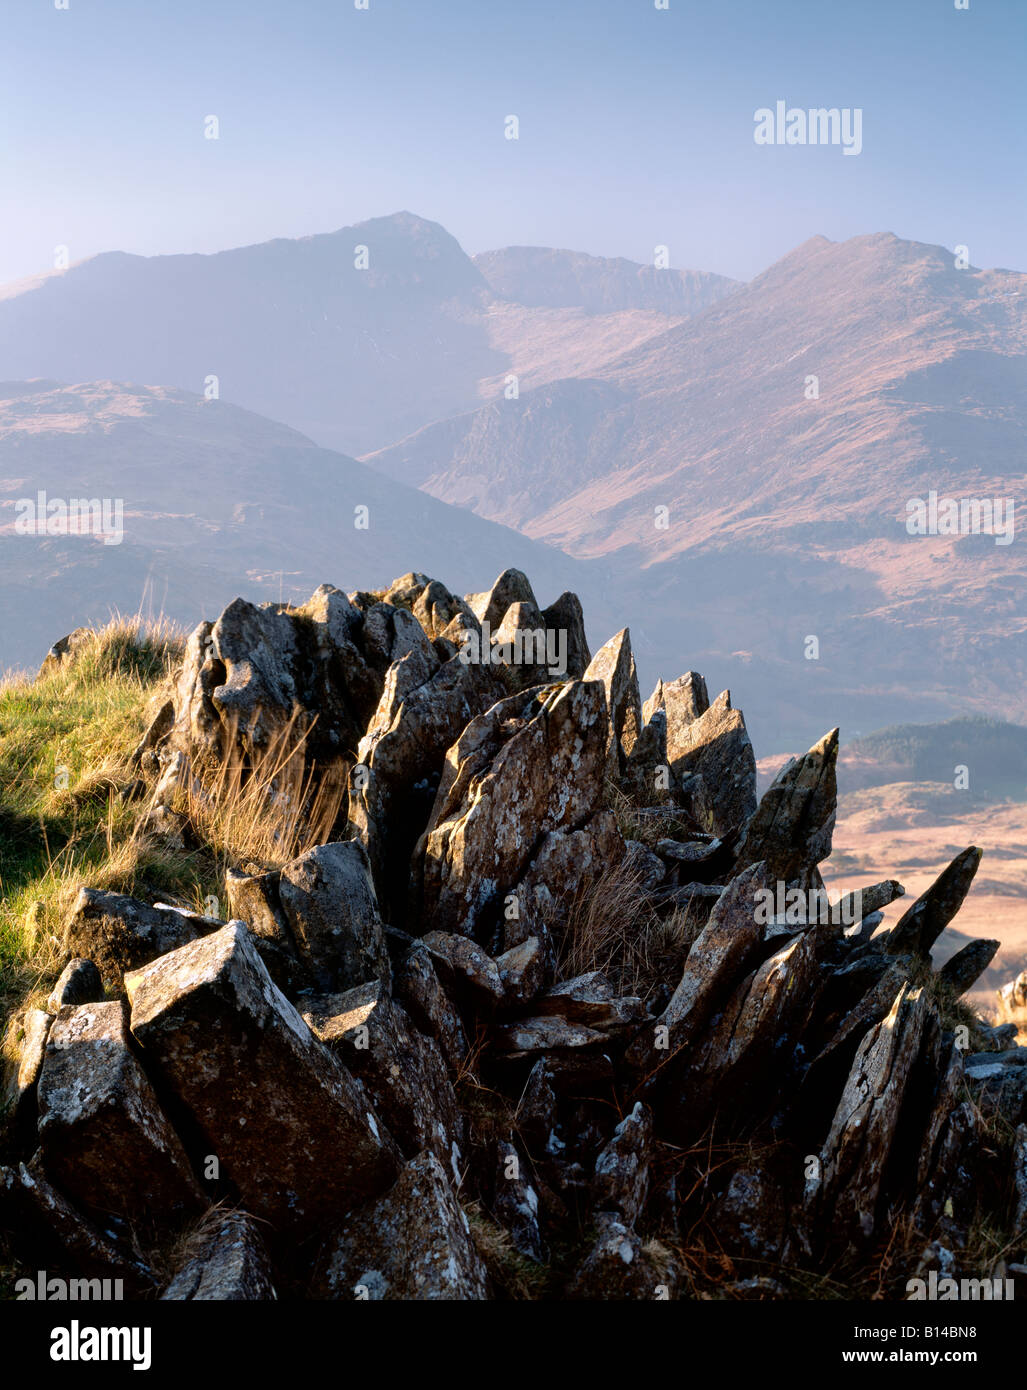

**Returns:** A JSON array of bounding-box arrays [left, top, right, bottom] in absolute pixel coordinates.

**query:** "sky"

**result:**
[[1, 0, 1024, 285]]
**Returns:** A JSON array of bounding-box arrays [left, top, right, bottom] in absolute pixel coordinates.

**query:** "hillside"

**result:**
[[0, 381, 613, 675], [0, 215, 723, 459], [368, 233, 1027, 745]]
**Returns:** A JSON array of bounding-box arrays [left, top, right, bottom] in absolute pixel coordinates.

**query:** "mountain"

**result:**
[[368, 233, 1027, 746], [473, 246, 738, 315], [0, 215, 720, 460], [0, 381, 616, 675]]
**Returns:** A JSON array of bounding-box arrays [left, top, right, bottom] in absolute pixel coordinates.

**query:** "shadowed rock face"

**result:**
[[124, 923, 400, 1232], [3, 566, 1012, 1300]]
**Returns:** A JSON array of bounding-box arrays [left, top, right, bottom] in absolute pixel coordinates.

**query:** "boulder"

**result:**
[[395, 943, 470, 1072], [566, 1213, 677, 1300], [491, 1138, 546, 1263], [420, 680, 608, 939], [277, 840, 390, 991], [37, 1001, 203, 1228], [63, 888, 202, 990], [420, 931, 505, 1012], [46, 958, 104, 1013], [125, 923, 399, 1231], [668, 691, 756, 837], [317, 1151, 489, 1300], [1, 1007, 52, 1125], [0, 1160, 156, 1296], [303, 981, 463, 1178], [465, 568, 538, 628], [735, 728, 839, 886], [592, 1102, 652, 1226]]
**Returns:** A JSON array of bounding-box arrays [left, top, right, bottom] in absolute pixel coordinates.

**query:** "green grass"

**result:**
[[0, 616, 219, 1018]]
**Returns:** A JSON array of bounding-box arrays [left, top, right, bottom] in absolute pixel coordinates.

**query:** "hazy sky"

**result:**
[[2, 0, 1024, 284]]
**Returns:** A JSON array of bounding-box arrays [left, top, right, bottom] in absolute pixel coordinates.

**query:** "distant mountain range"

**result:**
[[0, 213, 731, 459], [0, 214, 1023, 752]]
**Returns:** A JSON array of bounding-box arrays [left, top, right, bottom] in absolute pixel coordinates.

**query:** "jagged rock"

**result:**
[[420, 680, 608, 939], [492, 600, 556, 688], [224, 865, 305, 992], [465, 568, 538, 628], [540, 591, 590, 679], [592, 1103, 652, 1225], [621, 708, 672, 805], [659, 670, 710, 736], [583, 628, 643, 776], [1013, 1125, 1027, 1233], [936, 937, 1000, 997], [813, 984, 929, 1242], [670, 927, 820, 1132], [835, 879, 905, 929], [277, 840, 390, 991], [711, 1169, 786, 1262], [910, 1041, 976, 1232], [63, 887, 203, 990], [668, 691, 756, 837], [395, 943, 469, 1072], [492, 1139, 546, 1263], [676, 771, 715, 833], [1, 1007, 52, 1124], [623, 840, 667, 892], [162, 1211, 275, 1300], [495, 936, 546, 1006], [516, 1060, 563, 1157], [350, 654, 506, 917], [532, 972, 645, 1031], [494, 1015, 609, 1057], [566, 1213, 677, 1300], [125, 922, 399, 1230], [317, 1151, 489, 1300], [964, 1049, 1027, 1124], [735, 728, 839, 886], [503, 809, 624, 953], [421, 931, 505, 1011], [883, 847, 984, 958], [303, 981, 463, 1178], [626, 861, 773, 1077], [0, 1160, 156, 1296], [37, 1001, 203, 1228]]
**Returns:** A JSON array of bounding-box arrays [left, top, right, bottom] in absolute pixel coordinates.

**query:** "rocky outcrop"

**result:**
[[3, 567, 1010, 1303]]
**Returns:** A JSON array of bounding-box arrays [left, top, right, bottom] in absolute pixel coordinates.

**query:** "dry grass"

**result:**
[[556, 855, 704, 1001], [170, 707, 350, 871]]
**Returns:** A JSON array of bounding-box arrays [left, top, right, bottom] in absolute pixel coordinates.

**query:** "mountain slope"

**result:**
[[367, 234, 1027, 742], [473, 246, 738, 315], [0, 381, 617, 675], [0, 216, 722, 460]]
